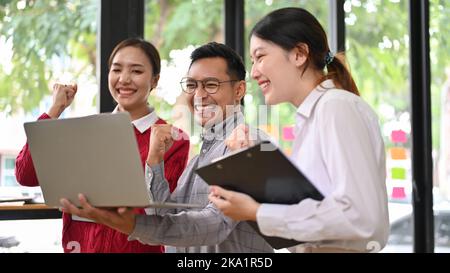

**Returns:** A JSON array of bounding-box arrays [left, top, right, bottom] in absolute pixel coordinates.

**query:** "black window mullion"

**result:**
[[98, 0, 145, 113], [328, 0, 346, 53], [409, 0, 434, 253]]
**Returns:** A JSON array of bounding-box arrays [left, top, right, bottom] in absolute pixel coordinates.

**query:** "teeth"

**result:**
[[261, 82, 269, 88], [119, 89, 135, 94], [194, 105, 216, 111]]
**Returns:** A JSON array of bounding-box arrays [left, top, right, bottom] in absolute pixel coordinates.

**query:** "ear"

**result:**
[[290, 43, 309, 67], [234, 80, 246, 104], [150, 75, 160, 90]]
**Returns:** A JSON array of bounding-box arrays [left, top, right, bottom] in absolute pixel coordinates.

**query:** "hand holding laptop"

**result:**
[[24, 112, 201, 209], [60, 193, 137, 235]]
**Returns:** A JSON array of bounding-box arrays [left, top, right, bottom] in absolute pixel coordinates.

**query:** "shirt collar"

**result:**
[[112, 106, 159, 133], [296, 79, 334, 118], [201, 110, 245, 142]]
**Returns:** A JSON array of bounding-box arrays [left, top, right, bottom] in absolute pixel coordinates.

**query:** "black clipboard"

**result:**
[[195, 141, 324, 249]]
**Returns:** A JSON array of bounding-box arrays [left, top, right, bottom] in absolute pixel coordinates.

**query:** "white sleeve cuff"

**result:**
[[256, 203, 290, 237]]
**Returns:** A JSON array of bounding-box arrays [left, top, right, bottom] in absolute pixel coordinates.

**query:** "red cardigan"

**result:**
[[15, 113, 189, 253]]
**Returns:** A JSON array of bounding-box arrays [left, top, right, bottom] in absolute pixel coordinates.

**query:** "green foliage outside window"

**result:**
[[0, 0, 448, 151]]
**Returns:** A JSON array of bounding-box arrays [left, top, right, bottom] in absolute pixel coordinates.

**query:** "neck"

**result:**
[[291, 69, 325, 108], [119, 104, 151, 121]]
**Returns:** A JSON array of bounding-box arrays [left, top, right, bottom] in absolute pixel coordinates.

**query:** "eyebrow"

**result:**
[[185, 77, 220, 81], [111, 62, 145, 68]]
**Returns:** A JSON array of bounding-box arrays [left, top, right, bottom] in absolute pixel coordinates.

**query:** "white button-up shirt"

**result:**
[[256, 80, 389, 252]]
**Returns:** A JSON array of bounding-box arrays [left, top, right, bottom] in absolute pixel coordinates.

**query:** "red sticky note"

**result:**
[[391, 187, 406, 199], [391, 130, 407, 143], [282, 126, 295, 141]]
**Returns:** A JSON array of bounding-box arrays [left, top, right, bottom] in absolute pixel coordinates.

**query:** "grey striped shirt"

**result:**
[[129, 113, 274, 253]]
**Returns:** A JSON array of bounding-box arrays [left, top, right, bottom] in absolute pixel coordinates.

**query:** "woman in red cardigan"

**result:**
[[15, 38, 189, 253]]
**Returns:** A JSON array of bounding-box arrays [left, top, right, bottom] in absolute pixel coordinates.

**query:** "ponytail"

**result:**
[[324, 52, 360, 96]]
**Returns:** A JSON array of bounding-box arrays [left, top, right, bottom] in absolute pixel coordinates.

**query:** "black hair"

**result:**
[[190, 42, 246, 81], [108, 37, 161, 77], [251, 7, 359, 95]]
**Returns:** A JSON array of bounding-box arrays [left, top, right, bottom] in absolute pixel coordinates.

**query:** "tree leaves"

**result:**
[[0, 0, 96, 114]]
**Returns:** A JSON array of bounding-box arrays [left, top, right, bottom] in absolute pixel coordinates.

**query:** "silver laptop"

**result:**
[[24, 112, 201, 209]]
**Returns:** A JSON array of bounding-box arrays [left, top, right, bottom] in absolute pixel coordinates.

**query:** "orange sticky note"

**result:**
[[283, 148, 292, 156], [259, 124, 278, 138], [390, 148, 407, 160]]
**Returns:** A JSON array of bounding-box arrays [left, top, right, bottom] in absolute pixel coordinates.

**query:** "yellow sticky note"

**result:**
[[390, 148, 407, 160], [283, 148, 292, 156]]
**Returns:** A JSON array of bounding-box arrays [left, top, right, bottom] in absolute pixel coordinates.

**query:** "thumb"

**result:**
[[210, 185, 232, 200], [117, 207, 130, 215]]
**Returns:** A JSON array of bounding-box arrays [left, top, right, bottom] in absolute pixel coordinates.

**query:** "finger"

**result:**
[[171, 127, 180, 140], [117, 207, 131, 215], [60, 198, 82, 216], [208, 193, 230, 209], [209, 185, 233, 200], [240, 139, 249, 148], [78, 194, 114, 221], [66, 89, 76, 99], [70, 83, 78, 92], [78, 193, 93, 209]]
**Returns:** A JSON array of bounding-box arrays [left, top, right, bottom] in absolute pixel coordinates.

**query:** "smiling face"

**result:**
[[250, 35, 304, 106], [186, 57, 245, 127], [108, 46, 159, 112]]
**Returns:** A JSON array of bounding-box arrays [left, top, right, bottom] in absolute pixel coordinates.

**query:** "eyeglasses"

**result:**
[[180, 77, 238, 94]]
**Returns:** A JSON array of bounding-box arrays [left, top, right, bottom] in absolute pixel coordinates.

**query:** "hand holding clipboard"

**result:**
[[197, 141, 324, 249]]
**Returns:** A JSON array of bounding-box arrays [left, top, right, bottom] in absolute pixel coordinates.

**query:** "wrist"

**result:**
[[146, 155, 163, 166], [48, 105, 64, 119], [124, 216, 136, 235], [251, 203, 261, 221]]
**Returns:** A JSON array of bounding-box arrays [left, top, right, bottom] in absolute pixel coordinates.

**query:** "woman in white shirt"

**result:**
[[208, 7, 389, 253]]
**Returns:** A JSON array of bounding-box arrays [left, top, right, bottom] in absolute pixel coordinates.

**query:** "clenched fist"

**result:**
[[146, 124, 175, 166], [48, 83, 78, 118]]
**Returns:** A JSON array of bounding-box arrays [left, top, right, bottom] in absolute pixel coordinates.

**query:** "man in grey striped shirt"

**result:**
[[61, 42, 273, 253]]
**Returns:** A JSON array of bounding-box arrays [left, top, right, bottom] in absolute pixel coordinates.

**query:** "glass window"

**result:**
[[431, 0, 450, 252], [389, 215, 413, 245], [0, 0, 98, 194], [0, 0, 98, 253], [4, 158, 14, 170], [244, 1, 328, 155], [144, 0, 224, 156], [345, 0, 413, 251], [436, 213, 450, 248]]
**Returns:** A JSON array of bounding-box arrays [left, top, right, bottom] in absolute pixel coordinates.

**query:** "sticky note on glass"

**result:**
[[259, 124, 278, 137], [391, 130, 407, 143], [282, 126, 295, 141], [284, 148, 292, 156], [391, 187, 406, 199], [390, 148, 407, 160], [391, 167, 406, 180]]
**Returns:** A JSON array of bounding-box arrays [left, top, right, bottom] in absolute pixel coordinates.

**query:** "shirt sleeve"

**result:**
[[256, 98, 389, 249], [15, 113, 51, 187], [162, 130, 190, 192], [144, 161, 179, 216], [129, 202, 238, 247]]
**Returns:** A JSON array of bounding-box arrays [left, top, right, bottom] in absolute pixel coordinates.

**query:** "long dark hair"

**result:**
[[108, 37, 161, 77], [251, 7, 359, 96]]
